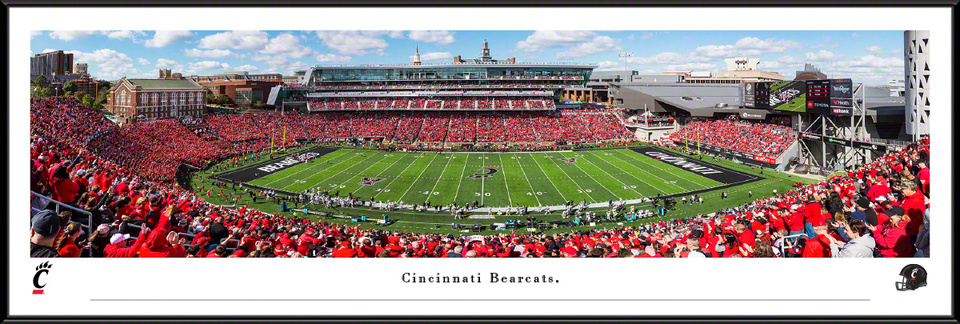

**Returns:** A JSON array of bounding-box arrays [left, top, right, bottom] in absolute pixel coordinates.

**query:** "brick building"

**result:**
[[105, 78, 206, 124], [194, 79, 281, 108]]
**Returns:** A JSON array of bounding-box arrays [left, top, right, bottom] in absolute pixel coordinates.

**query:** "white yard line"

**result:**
[[497, 153, 513, 207], [396, 153, 441, 202], [577, 151, 647, 197], [302, 152, 383, 191], [612, 150, 702, 191], [560, 152, 623, 199], [586, 150, 673, 193], [424, 153, 456, 200], [546, 153, 597, 202], [371, 153, 427, 200], [265, 150, 356, 187], [530, 152, 568, 202], [512, 153, 542, 206], [336, 152, 404, 186], [452, 152, 471, 202]]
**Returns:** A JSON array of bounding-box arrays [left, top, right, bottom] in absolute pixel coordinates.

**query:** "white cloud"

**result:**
[[64, 48, 139, 80], [833, 55, 903, 68], [188, 61, 230, 71], [595, 60, 622, 71], [49, 30, 98, 41], [408, 31, 455, 45], [198, 30, 269, 50], [31, 31, 42, 39], [865, 46, 884, 55], [516, 31, 597, 52], [137, 58, 151, 65], [695, 37, 803, 58], [314, 53, 352, 62], [41, 49, 58, 55], [104, 30, 146, 40], [640, 32, 654, 40], [234, 64, 259, 71], [260, 33, 313, 58], [315, 31, 390, 56], [410, 52, 451, 61], [804, 50, 842, 62], [890, 49, 902, 55], [664, 63, 716, 71], [184, 48, 236, 58], [777, 56, 804, 65], [625, 52, 712, 65], [145, 30, 194, 48], [852, 33, 861, 38], [389, 31, 405, 39], [556, 35, 620, 59], [811, 43, 840, 50], [155, 58, 178, 68]]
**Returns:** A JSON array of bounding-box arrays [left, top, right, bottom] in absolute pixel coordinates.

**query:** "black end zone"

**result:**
[[629, 146, 761, 185], [214, 146, 339, 183]]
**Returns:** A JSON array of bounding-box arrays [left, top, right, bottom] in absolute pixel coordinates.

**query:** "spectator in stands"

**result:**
[[31, 210, 61, 258], [827, 219, 875, 258], [55, 222, 85, 257], [868, 206, 913, 258]]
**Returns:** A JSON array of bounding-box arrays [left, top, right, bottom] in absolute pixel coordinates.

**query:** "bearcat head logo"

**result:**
[[359, 177, 385, 186], [560, 157, 577, 163], [467, 166, 499, 179]]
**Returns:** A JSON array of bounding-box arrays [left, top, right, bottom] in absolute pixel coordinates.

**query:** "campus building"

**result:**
[[105, 78, 206, 124]]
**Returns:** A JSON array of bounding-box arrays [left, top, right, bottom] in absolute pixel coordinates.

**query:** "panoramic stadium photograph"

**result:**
[[28, 29, 931, 259]]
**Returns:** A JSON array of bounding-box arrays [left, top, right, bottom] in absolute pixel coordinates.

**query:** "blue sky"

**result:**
[[31, 30, 905, 85]]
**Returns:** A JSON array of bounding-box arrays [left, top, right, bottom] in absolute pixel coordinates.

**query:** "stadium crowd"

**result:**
[[30, 97, 928, 258], [672, 119, 796, 157], [308, 97, 555, 111]]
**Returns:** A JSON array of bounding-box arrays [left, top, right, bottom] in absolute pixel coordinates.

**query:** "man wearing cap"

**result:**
[[850, 197, 878, 227], [104, 228, 149, 258], [31, 210, 61, 258]]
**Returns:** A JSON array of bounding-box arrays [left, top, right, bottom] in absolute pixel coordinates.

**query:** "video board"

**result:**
[[744, 79, 854, 115], [749, 81, 807, 112]]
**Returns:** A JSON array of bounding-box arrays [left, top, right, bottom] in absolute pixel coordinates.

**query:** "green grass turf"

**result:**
[[244, 149, 722, 208], [190, 145, 817, 235]]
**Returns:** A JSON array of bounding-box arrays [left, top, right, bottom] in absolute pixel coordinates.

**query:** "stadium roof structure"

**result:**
[[124, 78, 204, 90], [611, 83, 743, 112]]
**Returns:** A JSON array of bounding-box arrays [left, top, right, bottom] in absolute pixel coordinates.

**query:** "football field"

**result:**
[[217, 146, 760, 209]]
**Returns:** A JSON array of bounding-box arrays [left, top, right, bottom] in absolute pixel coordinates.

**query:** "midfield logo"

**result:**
[[359, 177, 386, 186], [468, 166, 499, 179], [559, 157, 577, 163]]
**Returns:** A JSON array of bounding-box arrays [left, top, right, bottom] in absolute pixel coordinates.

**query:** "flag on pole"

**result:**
[[270, 130, 275, 154]]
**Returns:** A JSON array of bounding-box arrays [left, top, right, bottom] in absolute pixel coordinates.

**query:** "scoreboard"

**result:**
[[805, 78, 853, 115]]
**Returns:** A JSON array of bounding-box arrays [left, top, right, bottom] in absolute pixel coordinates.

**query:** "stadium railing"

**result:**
[[31, 191, 94, 257]]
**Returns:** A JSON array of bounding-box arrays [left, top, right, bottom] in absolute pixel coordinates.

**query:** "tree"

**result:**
[[81, 95, 95, 108], [34, 75, 48, 89], [206, 93, 216, 105], [96, 80, 111, 92], [63, 81, 78, 95], [74, 90, 87, 101], [215, 94, 231, 106], [38, 87, 53, 98]]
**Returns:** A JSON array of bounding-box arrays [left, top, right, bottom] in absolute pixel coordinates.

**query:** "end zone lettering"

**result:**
[[256, 152, 320, 173], [643, 152, 724, 175]]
